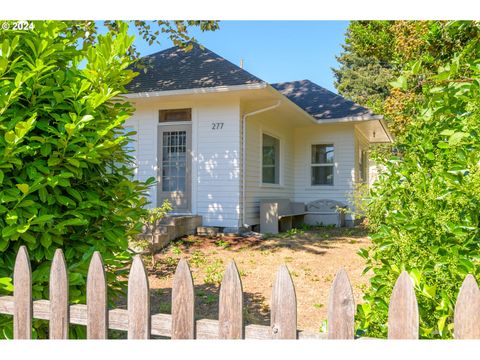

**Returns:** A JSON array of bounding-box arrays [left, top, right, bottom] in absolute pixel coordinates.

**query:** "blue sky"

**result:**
[[100, 21, 349, 93]]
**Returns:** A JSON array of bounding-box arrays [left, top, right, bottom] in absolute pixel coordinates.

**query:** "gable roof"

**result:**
[[271, 80, 376, 121], [126, 43, 264, 93]]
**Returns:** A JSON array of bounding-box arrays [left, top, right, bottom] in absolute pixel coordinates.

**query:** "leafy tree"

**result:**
[[333, 49, 395, 113], [0, 20, 217, 338], [356, 21, 480, 339], [333, 21, 396, 114], [333, 21, 430, 137]]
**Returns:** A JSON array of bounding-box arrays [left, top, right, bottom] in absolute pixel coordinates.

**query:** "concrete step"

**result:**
[[139, 215, 203, 252], [196, 226, 220, 237]]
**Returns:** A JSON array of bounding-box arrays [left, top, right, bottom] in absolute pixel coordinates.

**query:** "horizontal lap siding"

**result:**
[[127, 99, 242, 229], [195, 103, 241, 228], [244, 115, 295, 226], [293, 124, 356, 217], [125, 106, 157, 207]]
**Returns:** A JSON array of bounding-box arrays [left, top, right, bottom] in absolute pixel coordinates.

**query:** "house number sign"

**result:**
[[211, 122, 224, 130]]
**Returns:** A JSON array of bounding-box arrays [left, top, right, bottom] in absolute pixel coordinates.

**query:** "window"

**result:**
[[262, 134, 280, 184], [159, 108, 191, 123], [311, 144, 334, 185], [161, 131, 187, 192], [359, 149, 368, 183]]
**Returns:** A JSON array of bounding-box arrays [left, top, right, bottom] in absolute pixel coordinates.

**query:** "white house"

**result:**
[[123, 43, 392, 232]]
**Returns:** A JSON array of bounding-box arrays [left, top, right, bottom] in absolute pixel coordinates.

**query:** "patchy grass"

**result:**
[[147, 226, 370, 332]]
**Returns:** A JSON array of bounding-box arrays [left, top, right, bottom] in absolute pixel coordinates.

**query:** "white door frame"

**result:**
[[157, 124, 192, 212]]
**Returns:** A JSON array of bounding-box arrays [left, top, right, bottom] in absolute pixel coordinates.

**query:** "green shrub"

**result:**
[[0, 21, 154, 338], [129, 200, 172, 267], [204, 259, 224, 285], [358, 22, 480, 339]]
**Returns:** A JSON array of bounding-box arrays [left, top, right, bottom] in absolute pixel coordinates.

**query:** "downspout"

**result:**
[[241, 101, 282, 229]]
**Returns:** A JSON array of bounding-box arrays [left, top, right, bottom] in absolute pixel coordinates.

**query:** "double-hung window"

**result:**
[[311, 144, 334, 185], [262, 134, 280, 184]]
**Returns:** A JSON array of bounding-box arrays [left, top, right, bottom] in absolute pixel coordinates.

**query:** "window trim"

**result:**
[[310, 143, 335, 186], [358, 148, 369, 184], [261, 132, 281, 186], [159, 108, 192, 123]]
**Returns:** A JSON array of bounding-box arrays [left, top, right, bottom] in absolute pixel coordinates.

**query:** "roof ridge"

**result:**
[[137, 42, 264, 83], [271, 79, 375, 120], [272, 79, 367, 106], [126, 42, 265, 93]]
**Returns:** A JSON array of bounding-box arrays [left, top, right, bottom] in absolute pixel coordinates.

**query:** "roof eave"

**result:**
[[314, 114, 384, 123], [318, 115, 394, 143], [123, 82, 268, 98]]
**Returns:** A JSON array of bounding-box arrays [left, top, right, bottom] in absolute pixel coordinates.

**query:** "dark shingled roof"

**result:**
[[271, 80, 375, 120], [126, 43, 264, 93]]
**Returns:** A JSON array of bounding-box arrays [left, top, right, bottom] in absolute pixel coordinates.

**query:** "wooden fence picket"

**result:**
[[327, 268, 355, 339], [128, 255, 150, 339], [388, 271, 419, 339], [454, 274, 480, 339], [49, 249, 69, 339], [218, 260, 243, 339], [7, 246, 480, 340], [13, 245, 32, 339], [171, 259, 195, 339], [87, 251, 107, 339], [271, 265, 297, 339]]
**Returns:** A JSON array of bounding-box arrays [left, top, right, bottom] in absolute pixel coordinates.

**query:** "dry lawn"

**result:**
[[146, 226, 371, 333]]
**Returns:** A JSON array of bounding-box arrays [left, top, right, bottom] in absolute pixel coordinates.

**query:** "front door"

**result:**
[[157, 125, 192, 212]]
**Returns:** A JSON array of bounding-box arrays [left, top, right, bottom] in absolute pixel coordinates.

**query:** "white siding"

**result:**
[[128, 94, 368, 229], [244, 114, 295, 225], [293, 123, 356, 220], [124, 105, 158, 203], [195, 102, 241, 228], [127, 97, 242, 229]]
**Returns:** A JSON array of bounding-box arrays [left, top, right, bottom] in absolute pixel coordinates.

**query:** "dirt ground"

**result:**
[[146, 226, 371, 333]]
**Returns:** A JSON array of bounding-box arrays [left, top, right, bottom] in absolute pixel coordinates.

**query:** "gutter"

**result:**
[[313, 114, 384, 124], [123, 82, 267, 99], [241, 101, 282, 229]]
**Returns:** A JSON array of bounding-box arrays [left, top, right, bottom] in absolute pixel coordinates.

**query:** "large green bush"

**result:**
[[0, 21, 154, 338], [357, 21, 480, 339]]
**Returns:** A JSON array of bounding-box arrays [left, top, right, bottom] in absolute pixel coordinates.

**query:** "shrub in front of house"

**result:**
[[357, 22, 480, 339], [0, 21, 154, 338]]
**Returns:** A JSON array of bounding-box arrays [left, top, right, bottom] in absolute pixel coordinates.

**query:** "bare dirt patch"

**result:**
[[147, 226, 371, 333]]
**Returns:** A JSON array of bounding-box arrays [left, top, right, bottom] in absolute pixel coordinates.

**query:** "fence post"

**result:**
[[49, 249, 69, 339], [128, 255, 150, 339], [171, 258, 195, 339], [219, 260, 243, 339], [271, 265, 297, 339], [454, 274, 480, 339], [13, 245, 32, 339], [327, 268, 355, 339], [388, 271, 419, 339], [87, 251, 107, 339]]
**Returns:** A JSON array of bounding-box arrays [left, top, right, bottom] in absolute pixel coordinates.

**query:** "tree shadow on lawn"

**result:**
[[150, 283, 270, 326], [113, 283, 270, 339], [169, 226, 368, 257]]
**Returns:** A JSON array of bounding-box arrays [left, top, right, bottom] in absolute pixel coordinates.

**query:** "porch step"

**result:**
[[139, 215, 202, 252], [196, 226, 220, 237]]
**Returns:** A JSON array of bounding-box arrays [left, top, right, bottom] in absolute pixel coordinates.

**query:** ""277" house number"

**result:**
[[211, 122, 224, 130]]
